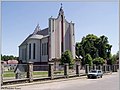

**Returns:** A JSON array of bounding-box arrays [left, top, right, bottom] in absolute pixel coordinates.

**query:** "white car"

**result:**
[[87, 70, 103, 79]]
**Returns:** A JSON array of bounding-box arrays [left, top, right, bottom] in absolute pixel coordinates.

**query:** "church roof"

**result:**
[[19, 27, 49, 46], [19, 34, 33, 46], [37, 28, 48, 36]]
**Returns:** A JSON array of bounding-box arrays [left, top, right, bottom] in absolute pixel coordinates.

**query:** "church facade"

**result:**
[[19, 6, 75, 65]]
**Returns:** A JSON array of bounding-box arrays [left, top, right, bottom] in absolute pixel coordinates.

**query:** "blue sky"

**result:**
[[1, 1, 119, 56]]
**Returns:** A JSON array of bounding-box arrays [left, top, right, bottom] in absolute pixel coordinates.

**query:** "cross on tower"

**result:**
[[61, 3, 63, 8]]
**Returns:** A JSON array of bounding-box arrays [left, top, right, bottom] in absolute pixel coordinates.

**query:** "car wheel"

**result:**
[[88, 76, 90, 79], [101, 75, 102, 78], [96, 76, 98, 79]]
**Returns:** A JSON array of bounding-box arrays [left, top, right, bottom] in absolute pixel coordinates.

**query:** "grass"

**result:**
[[3, 71, 48, 78], [33, 71, 48, 76], [54, 70, 64, 74], [3, 71, 15, 77], [3, 71, 64, 78]]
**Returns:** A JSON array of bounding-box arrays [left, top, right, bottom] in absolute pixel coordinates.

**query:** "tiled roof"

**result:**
[[7, 60, 18, 64]]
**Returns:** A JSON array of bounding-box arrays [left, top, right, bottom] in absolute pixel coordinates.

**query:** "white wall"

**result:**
[[27, 39, 41, 62]]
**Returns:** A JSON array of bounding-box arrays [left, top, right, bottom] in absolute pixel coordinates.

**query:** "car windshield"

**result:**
[[90, 70, 97, 73]]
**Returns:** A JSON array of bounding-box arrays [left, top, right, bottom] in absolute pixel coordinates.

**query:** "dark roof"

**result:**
[[37, 28, 48, 36], [19, 28, 49, 46]]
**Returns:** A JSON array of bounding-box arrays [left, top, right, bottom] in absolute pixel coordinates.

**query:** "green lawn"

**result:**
[[3, 71, 48, 78], [3, 71, 15, 77], [3, 71, 64, 78], [33, 71, 48, 75], [54, 70, 64, 74]]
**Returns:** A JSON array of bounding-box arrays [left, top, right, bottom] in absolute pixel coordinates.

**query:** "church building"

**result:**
[[19, 5, 75, 65]]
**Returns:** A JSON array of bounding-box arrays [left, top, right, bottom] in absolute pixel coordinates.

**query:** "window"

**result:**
[[42, 43, 44, 55], [29, 43, 31, 59], [33, 43, 36, 59], [47, 42, 48, 55], [42, 43, 48, 56], [98, 71, 101, 73]]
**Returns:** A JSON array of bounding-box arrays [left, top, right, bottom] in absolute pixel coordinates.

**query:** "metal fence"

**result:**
[[33, 65, 48, 78], [68, 65, 76, 76], [3, 64, 28, 82]]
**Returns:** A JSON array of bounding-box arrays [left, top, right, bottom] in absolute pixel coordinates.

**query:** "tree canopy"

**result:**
[[61, 50, 74, 67], [85, 54, 93, 66], [76, 34, 112, 65], [1, 55, 19, 61]]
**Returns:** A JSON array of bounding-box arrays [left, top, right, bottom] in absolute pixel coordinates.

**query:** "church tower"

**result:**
[[49, 4, 75, 60], [59, 4, 64, 53]]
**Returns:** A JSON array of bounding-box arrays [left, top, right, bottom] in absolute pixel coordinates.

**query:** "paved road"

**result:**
[[19, 72, 119, 90]]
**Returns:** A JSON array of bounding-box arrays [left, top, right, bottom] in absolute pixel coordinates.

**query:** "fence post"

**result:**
[[85, 64, 89, 74], [112, 65, 115, 72], [103, 64, 106, 73], [110, 65, 112, 72], [108, 65, 111, 72], [76, 63, 80, 76], [117, 64, 119, 69], [98, 65, 102, 70], [93, 64, 96, 70], [27, 62, 33, 82], [48, 62, 54, 79], [64, 63, 69, 78], [114, 64, 117, 72], [1, 61, 4, 85]]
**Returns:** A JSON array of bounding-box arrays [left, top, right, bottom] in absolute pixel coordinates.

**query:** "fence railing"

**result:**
[[1, 61, 119, 85], [33, 65, 48, 78]]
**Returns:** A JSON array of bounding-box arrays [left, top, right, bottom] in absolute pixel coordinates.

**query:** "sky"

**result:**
[[1, 1, 119, 56]]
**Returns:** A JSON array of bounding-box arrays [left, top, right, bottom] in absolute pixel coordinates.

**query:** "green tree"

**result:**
[[111, 55, 117, 64], [110, 51, 119, 65], [76, 34, 112, 65], [85, 54, 93, 66], [93, 57, 105, 65], [116, 51, 119, 60], [61, 50, 74, 67], [1, 54, 19, 61]]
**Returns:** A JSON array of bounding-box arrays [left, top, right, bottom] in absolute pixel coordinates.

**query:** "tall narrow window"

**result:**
[[45, 43, 46, 55], [29, 43, 31, 59], [33, 43, 36, 59], [47, 42, 48, 55], [42, 43, 44, 55]]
